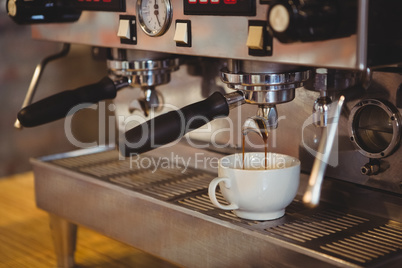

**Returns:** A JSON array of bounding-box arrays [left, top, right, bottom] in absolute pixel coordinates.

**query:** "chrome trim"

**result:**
[[357, 0, 368, 70], [136, 0, 173, 37], [348, 99, 402, 158], [303, 96, 345, 207]]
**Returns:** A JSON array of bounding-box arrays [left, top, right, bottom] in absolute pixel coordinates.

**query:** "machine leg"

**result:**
[[48, 213, 77, 268]]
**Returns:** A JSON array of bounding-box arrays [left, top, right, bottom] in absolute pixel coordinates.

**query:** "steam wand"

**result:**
[[14, 44, 70, 129], [303, 95, 345, 207]]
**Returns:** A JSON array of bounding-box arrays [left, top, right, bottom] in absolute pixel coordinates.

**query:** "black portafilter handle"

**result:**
[[122, 91, 244, 157], [17, 77, 129, 127]]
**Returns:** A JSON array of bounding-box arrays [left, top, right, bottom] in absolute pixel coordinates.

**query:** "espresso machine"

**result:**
[[7, 0, 402, 267]]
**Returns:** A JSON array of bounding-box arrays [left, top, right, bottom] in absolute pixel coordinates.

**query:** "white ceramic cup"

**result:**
[[208, 152, 300, 221]]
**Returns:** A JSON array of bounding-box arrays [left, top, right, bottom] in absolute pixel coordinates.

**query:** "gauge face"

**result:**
[[137, 0, 172, 37]]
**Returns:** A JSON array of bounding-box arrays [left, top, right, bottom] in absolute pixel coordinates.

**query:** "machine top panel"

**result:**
[[29, 0, 401, 69]]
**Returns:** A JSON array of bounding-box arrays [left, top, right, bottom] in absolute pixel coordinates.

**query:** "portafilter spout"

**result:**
[[242, 105, 277, 140], [107, 49, 180, 116]]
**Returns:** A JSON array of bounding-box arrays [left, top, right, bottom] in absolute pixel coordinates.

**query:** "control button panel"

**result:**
[[117, 19, 131, 39], [174, 20, 192, 47], [246, 26, 264, 50], [183, 0, 255, 16], [118, 15, 137, 45], [247, 20, 272, 56]]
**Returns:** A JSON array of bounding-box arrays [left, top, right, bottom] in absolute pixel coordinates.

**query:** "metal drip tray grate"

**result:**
[[321, 223, 402, 264], [265, 209, 371, 243], [49, 149, 402, 267], [53, 150, 212, 201]]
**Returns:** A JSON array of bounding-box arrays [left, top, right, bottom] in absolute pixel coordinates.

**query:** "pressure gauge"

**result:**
[[137, 0, 172, 37]]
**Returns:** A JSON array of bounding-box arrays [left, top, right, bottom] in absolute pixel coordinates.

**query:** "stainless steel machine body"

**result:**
[[28, 0, 396, 69], [32, 145, 402, 268], [8, 0, 402, 266]]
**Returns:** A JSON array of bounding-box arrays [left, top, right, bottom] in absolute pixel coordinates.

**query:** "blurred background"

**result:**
[[0, 1, 108, 178]]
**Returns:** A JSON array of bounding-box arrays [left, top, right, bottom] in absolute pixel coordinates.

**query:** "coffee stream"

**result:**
[[242, 119, 269, 170]]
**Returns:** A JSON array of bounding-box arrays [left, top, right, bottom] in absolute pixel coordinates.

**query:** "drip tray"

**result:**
[[33, 148, 402, 267]]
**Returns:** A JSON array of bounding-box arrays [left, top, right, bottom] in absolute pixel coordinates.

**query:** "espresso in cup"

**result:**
[[208, 152, 300, 221]]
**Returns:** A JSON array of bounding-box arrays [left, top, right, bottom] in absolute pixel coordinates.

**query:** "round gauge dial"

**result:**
[[137, 0, 172, 37]]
